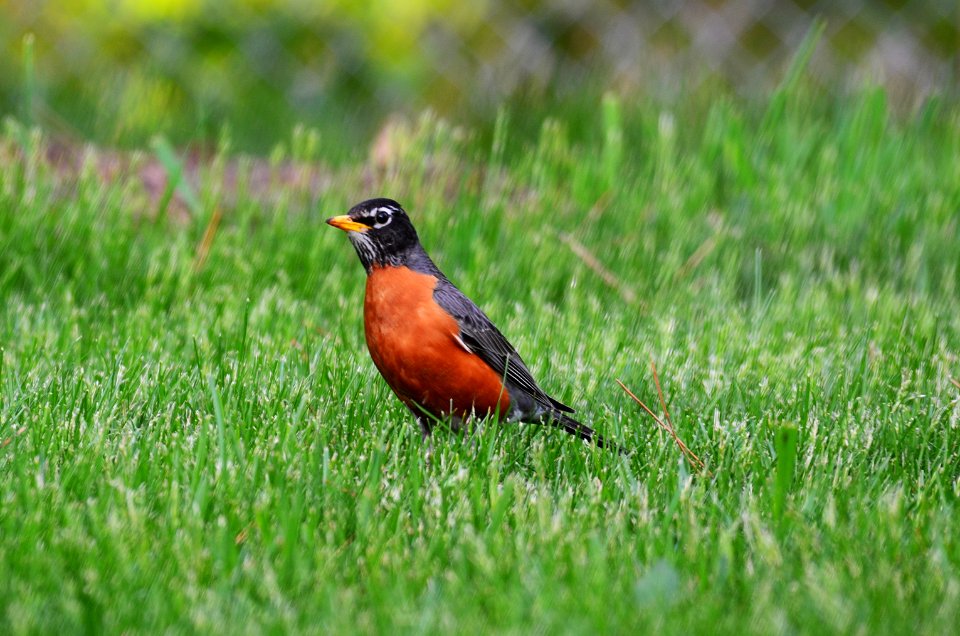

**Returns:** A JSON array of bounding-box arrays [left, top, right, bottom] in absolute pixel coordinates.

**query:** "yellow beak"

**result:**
[[326, 215, 369, 233]]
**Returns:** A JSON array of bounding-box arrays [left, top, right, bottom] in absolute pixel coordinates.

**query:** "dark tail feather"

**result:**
[[549, 412, 628, 455]]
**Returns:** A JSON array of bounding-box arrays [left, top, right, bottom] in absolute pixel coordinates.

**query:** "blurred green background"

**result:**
[[1, 3, 959, 633], [1, 0, 957, 154]]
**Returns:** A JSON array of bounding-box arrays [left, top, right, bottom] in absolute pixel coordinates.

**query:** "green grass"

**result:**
[[1, 86, 959, 634]]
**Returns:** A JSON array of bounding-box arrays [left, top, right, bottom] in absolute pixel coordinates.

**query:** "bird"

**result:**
[[326, 198, 622, 452]]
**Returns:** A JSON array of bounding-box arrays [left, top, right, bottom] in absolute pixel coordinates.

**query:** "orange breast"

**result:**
[[363, 266, 511, 421]]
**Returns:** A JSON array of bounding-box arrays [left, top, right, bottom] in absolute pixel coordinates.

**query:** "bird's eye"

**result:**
[[375, 209, 390, 225]]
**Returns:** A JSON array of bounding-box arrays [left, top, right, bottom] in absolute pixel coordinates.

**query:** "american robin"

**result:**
[[327, 198, 622, 451]]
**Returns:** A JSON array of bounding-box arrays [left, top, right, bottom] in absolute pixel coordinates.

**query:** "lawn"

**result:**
[[0, 85, 958, 634]]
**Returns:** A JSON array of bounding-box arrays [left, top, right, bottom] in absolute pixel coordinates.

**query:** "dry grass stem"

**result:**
[[1, 426, 28, 449], [617, 371, 706, 473], [676, 234, 718, 279], [558, 231, 637, 304], [194, 206, 223, 271]]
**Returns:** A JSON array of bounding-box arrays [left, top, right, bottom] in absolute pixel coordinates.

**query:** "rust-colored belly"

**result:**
[[363, 266, 510, 420]]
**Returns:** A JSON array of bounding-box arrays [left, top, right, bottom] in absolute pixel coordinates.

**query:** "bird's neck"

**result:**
[[359, 243, 440, 277]]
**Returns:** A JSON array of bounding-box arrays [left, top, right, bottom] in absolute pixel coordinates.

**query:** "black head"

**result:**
[[326, 198, 421, 272]]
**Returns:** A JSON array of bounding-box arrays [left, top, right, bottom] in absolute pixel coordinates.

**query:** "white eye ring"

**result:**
[[373, 208, 392, 228]]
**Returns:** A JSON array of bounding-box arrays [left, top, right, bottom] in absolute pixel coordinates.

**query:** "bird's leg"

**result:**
[[415, 414, 434, 456], [403, 402, 435, 457], [409, 413, 434, 461], [416, 415, 433, 440]]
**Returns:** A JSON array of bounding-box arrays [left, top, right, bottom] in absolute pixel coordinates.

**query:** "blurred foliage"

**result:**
[[0, 0, 497, 153], [0, 0, 956, 155]]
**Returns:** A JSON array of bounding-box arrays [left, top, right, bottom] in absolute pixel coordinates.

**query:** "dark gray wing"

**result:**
[[433, 276, 574, 414]]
